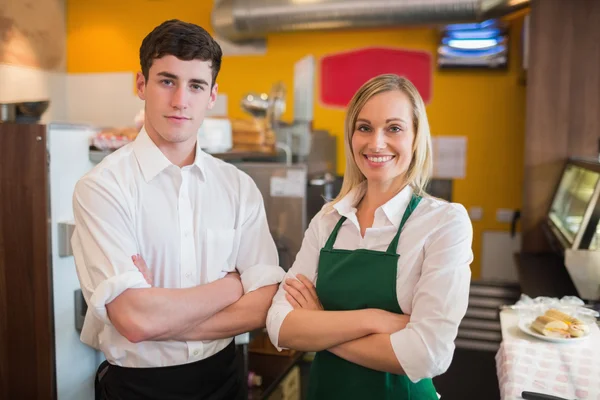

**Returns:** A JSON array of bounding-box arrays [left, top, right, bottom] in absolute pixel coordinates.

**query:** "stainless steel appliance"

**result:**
[[236, 162, 308, 271], [0, 101, 50, 123]]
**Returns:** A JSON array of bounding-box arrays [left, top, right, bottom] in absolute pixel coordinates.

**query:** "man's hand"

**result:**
[[283, 274, 323, 311], [133, 254, 153, 285]]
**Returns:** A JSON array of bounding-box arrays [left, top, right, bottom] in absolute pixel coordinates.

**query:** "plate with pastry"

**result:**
[[518, 308, 591, 343]]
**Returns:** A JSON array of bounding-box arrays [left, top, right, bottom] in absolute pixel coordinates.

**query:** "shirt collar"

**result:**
[[332, 184, 362, 218], [133, 127, 205, 182], [332, 182, 414, 228], [381, 185, 414, 228]]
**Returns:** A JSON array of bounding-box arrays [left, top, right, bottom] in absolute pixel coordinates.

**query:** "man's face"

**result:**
[[136, 55, 218, 147]]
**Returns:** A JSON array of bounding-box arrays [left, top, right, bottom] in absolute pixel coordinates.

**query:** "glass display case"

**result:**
[[510, 158, 600, 303], [546, 158, 600, 252]]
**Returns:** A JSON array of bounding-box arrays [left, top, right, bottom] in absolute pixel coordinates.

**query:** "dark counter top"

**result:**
[[209, 149, 278, 162], [89, 148, 278, 164]]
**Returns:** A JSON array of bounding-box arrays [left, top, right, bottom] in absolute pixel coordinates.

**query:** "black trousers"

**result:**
[[95, 342, 243, 400]]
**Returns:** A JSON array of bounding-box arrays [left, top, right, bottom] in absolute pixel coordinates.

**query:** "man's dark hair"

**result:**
[[139, 19, 223, 86]]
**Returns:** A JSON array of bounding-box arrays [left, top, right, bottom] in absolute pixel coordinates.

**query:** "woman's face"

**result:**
[[351, 90, 415, 187]]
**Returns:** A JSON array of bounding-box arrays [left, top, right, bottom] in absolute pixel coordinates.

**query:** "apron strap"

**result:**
[[386, 194, 422, 254], [324, 215, 347, 250]]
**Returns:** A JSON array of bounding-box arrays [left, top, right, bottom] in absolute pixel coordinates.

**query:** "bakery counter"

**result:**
[[496, 309, 600, 399]]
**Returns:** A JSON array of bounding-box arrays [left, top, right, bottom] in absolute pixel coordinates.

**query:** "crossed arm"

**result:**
[[120, 255, 278, 342], [106, 272, 278, 343], [279, 274, 408, 375], [105, 272, 244, 343]]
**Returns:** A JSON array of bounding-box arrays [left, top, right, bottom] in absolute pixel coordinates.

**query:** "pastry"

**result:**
[[531, 315, 570, 338], [544, 309, 590, 337]]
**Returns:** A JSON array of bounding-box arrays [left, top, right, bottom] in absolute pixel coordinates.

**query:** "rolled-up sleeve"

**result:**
[[72, 177, 150, 326], [234, 173, 286, 293], [391, 204, 473, 382], [266, 210, 322, 350]]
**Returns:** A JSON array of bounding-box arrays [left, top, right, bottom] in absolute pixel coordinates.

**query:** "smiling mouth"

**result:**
[[364, 154, 395, 163]]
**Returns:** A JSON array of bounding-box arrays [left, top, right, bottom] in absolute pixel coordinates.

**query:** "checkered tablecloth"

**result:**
[[497, 310, 600, 400]]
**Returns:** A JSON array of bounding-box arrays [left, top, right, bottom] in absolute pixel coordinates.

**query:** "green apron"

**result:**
[[307, 194, 438, 400]]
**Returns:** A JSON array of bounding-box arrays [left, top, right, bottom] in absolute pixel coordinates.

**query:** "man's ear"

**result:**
[[136, 72, 146, 101], [207, 83, 218, 110]]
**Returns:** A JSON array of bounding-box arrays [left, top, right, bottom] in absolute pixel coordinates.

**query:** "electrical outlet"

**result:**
[[496, 209, 514, 223], [469, 207, 483, 221]]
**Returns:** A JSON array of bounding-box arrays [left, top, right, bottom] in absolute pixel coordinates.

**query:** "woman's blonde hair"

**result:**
[[327, 74, 433, 210]]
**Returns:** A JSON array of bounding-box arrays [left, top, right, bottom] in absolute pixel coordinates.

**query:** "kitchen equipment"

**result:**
[[564, 249, 600, 301], [545, 158, 600, 253], [197, 117, 233, 153], [240, 93, 269, 118], [240, 84, 286, 123], [18, 101, 50, 119], [0, 103, 17, 122], [540, 157, 600, 302], [240, 83, 286, 131], [305, 129, 340, 221], [0, 101, 50, 123], [235, 162, 307, 271]]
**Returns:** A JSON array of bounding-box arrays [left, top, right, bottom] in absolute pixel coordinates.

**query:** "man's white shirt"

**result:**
[[72, 128, 285, 367]]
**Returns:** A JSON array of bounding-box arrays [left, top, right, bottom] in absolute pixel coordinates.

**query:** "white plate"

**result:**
[[518, 320, 590, 343]]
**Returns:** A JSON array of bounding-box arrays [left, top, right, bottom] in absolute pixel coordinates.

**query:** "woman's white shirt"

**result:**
[[266, 185, 473, 383]]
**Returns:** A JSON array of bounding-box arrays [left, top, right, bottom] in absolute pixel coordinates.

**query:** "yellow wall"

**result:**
[[67, 0, 527, 277]]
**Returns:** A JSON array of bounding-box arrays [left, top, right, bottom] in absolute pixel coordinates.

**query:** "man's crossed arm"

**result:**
[[106, 255, 277, 343]]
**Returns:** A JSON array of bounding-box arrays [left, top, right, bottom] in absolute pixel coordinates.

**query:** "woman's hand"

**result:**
[[283, 274, 323, 311], [132, 254, 154, 286], [368, 310, 411, 334]]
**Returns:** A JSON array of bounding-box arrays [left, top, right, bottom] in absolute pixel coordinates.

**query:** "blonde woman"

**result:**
[[266, 74, 473, 399]]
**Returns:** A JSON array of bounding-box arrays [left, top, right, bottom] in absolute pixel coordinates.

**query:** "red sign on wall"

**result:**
[[319, 47, 432, 107]]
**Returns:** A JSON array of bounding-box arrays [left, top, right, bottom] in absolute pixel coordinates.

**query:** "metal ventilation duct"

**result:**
[[212, 0, 529, 43]]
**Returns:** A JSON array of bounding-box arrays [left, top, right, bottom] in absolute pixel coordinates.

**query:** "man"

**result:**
[[72, 19, 285, 399]]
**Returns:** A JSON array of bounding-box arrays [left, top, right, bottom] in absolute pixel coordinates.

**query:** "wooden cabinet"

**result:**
[[0, 123, 56, 399]]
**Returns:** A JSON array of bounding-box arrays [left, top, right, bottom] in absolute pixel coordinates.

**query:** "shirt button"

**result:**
[[193, 350, 199, 356]]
